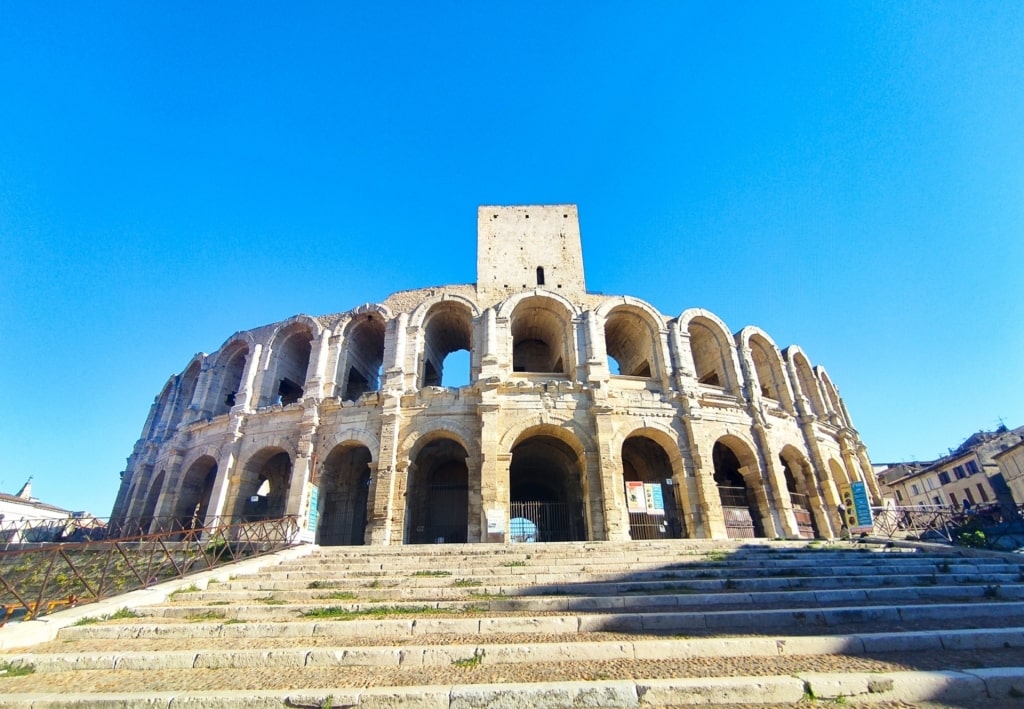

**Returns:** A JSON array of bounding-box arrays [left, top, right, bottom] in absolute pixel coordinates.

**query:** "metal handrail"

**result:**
[[0, 516, 300, 626]]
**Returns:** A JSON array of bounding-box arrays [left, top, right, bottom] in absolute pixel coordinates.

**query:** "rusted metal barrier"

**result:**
[[0, 516, 299, 626]]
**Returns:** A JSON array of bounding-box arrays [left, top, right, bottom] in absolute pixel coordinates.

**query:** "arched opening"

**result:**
[[509, 434, 586, 542], [317, 444, 372, 546], [779, 451, 820, 539], [169, 361, 202, 427], [342, 315, 386, 401], [212, 344, 248, 416], [689, 319, 730, 388], [510, 297, 571, 374], [406, 437, 469, 544], [420, 302, 473, 388], [605, 309, 656, 378], [791, 352, 825, 418], [263, 326, 313, 406], [173, 456, 217, 532], [712, 440, 765, 538], [829, 458, 852, 485], [138, 470, 165, 534], [819, 371, 845, 424], [622, 436, 684, 539], [233, 449, 292, 521], [749, 334, 788, 406]]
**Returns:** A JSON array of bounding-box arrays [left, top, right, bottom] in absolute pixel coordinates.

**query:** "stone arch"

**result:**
[[260, 320, 316, 407], [738, 327, 795, 411], [399, 421, 477, 465], [168, 357, 204, 429], [711, 435, 768, 538], [138, 469, 166, 534], [172, 455, 218, 532], [208, 337, 252, 417], [405, 434, 470, 544], [338, 310, 388, 401], [415, 299, 476, 388], [507, 423, 589, 542], [784, 346, 827, 419], [778, 444, 824, 539], [315, 427, 381, 464], [499, 415, 597, 459], [816, 367, 846, 426], [499, 291, 580, 376], [599, 300, 665, 378], [620, 431, 687, 539], [316, 441, 373, 546], [828, 457, 851, 486], [677, 309, 740, 391], [230, 447, 293, 520], [146, 381, 176, 440]]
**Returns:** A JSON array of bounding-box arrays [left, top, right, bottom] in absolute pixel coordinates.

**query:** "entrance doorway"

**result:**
[[509, 434, 586, 542]]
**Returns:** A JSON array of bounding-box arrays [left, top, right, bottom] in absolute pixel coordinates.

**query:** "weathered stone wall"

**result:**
[[112, 205, 875, 545]]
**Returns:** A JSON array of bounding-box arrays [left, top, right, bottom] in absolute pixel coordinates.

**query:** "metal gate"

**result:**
[[718, 485, 758, 539], [627, 483, 686, 540], [410, 483, 467, 544], [509, 501, 581, 542], [790, 492, 817, 539]]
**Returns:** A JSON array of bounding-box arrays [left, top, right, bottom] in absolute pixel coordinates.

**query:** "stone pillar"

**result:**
[[367, 405, 401, 545], [738, 464, 780, 538], [591, 404, 630, 541], [204, 417, 246, 527], [477, 384, 505, 542], [687, 434, 727, 539], [303, 329, 332, 400]]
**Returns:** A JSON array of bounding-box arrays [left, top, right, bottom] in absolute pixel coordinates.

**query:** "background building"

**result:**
[[876, 425, 1024, 512], [111, 205, 877, 544]]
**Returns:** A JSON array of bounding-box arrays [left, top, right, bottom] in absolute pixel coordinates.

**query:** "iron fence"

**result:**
[[0, 516, 299, 626], [509, 501, 581, 542]]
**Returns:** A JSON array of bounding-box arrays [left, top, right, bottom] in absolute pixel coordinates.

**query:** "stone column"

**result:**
[[477, 383, 505, 542], [591, 404, 629, 541]]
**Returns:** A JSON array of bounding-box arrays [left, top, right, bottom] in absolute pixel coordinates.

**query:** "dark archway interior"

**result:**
[[238, 451, 291, 521], [173, 457, 217, 530], [406, 438, 469, 544], [318, 445, 372, 546], [509, 435, 586, 541], [622, 437, 684, 539], [712, 441, 764, 538]]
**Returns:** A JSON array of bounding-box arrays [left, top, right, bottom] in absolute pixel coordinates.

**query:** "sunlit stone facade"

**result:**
[[111, 205, 879, 544]]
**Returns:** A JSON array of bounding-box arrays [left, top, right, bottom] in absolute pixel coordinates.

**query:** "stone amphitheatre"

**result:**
[[4, 205, 1024, 707], [111, 204, 880, 545]]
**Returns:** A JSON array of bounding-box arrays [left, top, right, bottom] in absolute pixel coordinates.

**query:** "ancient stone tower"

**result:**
[[112, 205, 879, 544]]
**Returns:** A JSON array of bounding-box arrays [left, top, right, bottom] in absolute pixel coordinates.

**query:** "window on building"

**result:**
[[894, 489, 903, 502], [925, 476, 938, 491], [954, 465, 967, 480], [536, 266, 545, 286], [949, 492, 958, 505], [933, 496, 942, 505], [910, 483, 920, 496], [977, 484, 989, 502], [938, 471, 951, 485], [964, 488, 975, 505], [966, 460, 980, 475]]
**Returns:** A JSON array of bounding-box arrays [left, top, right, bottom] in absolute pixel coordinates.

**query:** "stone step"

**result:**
[[9, 627, 1024, 674], [2, 665, 1024, 707], [149, 584, 1024, 620], [192, 571, 1024, 598], [56, 600, 1024, 641]]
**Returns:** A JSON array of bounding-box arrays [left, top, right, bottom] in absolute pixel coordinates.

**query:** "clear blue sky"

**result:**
[[1, 2, 1021, 517]]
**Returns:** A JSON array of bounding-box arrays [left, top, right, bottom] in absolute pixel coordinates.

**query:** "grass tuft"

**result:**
[[0, 661, 35, 678]]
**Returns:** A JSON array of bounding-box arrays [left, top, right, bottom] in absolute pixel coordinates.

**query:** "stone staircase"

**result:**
[[3, 539, 1024, 707]]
